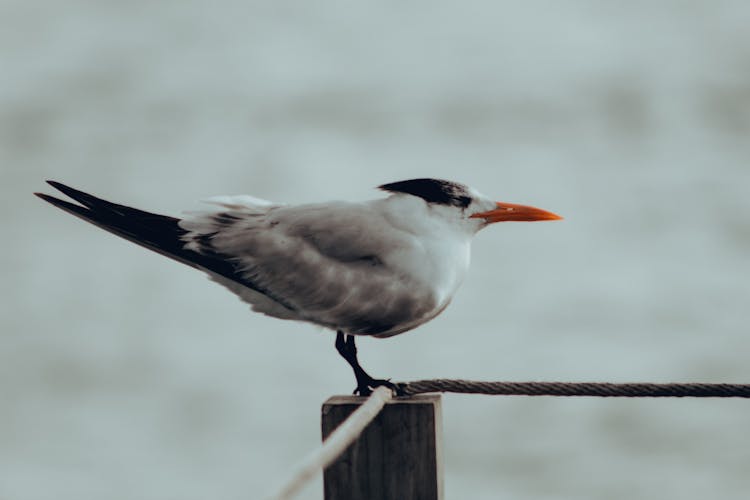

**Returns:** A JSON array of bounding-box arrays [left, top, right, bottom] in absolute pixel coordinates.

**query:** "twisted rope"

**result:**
[[396, 379, 750, 398]]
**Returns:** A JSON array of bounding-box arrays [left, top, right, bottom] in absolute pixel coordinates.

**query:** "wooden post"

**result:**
[[321, 394, 443, 500]]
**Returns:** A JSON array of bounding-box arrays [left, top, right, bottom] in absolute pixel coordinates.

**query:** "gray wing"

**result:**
[[180, 200, 439, 335]]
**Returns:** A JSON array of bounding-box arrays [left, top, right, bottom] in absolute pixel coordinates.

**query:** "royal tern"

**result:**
[[35, 179, 561, 395]]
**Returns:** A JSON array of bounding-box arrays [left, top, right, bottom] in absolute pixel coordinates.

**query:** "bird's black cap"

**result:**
[[379, 178, 472, 208]]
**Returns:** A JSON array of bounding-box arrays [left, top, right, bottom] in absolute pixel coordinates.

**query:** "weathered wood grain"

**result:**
[[322, 394, 443, 500]]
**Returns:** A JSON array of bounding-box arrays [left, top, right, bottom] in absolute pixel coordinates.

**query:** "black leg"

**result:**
[[335, 331, 397, 396]]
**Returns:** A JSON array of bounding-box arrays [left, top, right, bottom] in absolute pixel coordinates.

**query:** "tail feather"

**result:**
[[34, 181, 251, 290]]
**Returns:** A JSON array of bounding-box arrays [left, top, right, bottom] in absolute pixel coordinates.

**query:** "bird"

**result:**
[[35, 178, 561, 396]]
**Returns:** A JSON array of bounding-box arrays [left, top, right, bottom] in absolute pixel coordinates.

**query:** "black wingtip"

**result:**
[[35, 181, 270, 300], [46, 180, 71, 191], [34, 192, 59, 203], [44, 181, 132, 216], [34, 190, 89, 212], [44, 180, 91, 203], [37, 182, 71, 201], [36, 183, 92, 211]]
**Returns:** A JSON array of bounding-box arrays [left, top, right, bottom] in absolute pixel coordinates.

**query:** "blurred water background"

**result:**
[[2, 1, 750, 499]]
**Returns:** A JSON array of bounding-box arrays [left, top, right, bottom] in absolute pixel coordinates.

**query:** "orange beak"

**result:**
[[470, 202, 563, 223]]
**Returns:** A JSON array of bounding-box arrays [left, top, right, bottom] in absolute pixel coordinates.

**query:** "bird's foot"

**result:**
[[336, 331, 405, 397], [353, 376, 400, 397]]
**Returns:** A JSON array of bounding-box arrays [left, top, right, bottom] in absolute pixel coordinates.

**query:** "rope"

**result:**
[[396, 379, 750, 398], [265, 386, 393, 500], [266, 380, 749, 499]]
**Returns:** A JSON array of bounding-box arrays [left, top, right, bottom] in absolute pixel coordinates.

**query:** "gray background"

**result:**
[[3, 1, 750, 499]]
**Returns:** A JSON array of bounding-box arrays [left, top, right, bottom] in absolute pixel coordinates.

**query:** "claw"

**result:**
[[354, 377, 398, 397]]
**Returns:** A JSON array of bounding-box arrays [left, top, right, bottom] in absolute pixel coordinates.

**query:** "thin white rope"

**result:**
[[265, 386, 393, 500]]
